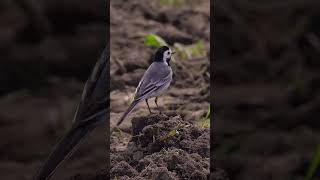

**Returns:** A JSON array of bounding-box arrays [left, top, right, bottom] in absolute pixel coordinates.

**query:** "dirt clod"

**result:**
[[111, 114, 210, 180], [110, 161, 138, 178]]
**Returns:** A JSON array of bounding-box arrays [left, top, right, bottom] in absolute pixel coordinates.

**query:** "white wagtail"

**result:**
[[116, 46, 175, 126], [34, 45, 109, 180]]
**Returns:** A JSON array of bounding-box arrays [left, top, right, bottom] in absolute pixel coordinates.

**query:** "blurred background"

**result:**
[[213, 0, 320, 180], [0, 0, 107, 179]]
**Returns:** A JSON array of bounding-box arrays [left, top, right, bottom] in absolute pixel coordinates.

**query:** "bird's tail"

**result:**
[[34, 123, 96, 180], [116, 100, 140, 126]]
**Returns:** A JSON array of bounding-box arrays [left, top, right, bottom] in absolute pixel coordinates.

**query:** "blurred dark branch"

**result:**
[[15, 0, 51, 40]]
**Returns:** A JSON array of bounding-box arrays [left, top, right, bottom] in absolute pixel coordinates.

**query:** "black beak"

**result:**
[[171, 51, 176, 54]]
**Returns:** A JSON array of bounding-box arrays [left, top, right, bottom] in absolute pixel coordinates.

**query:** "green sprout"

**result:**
[[174, 40, 207, 60], [144, 34, 168, 48], [159, 123, 185, 142], [305, 144, 320, 180], [198, 105, 210, 128]]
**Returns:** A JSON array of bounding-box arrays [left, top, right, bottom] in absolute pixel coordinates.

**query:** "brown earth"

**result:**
[[111, 114, 210, 179], [213, 0, 320, 180]]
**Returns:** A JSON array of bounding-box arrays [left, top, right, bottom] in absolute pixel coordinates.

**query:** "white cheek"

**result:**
[[162, 50, 171, 62], [162, 54, 168, 61]]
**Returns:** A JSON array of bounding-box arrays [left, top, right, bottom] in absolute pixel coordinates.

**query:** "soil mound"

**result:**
[[110, 114, 212, 180]]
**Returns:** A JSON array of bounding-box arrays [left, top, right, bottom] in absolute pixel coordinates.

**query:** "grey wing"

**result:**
[[134, 63, 172, 101]]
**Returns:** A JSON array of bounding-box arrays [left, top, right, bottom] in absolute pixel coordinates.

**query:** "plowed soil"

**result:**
[[214, 1, 320, 180]]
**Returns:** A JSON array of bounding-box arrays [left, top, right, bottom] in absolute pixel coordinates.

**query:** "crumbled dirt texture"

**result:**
[[214, 0, 320, 180], [110, 114, 210, 180], [0, 0, 107, 179], [110, 0, 218, 179]]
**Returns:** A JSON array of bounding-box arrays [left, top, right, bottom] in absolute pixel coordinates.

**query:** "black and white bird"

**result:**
[[116, 46, 174, 126], [34, 45, 109, 180]]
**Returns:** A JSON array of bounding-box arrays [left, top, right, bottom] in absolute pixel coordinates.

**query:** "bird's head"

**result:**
[[154, 46, 175, 65]]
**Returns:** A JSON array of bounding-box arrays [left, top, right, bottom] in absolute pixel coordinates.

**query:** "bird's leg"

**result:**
[[145, 99, 152, 114], [155, 97, 162, 114]]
